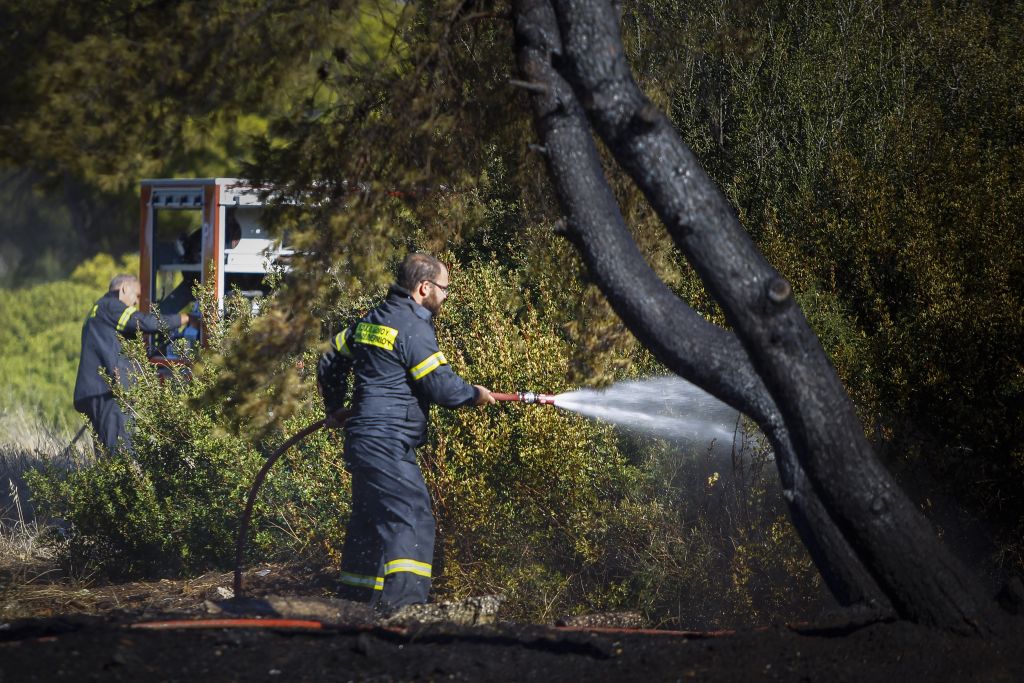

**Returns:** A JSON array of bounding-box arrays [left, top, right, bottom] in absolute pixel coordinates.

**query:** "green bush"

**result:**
[[626, 0, 1024, 561], [27, 286, 352, 577], [423, 256, 823, 624], [25, 253, 822, 626]]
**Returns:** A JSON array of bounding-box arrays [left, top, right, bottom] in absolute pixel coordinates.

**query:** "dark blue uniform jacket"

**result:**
[[317, 287, 478, 448], [73, 292, 183, 408]]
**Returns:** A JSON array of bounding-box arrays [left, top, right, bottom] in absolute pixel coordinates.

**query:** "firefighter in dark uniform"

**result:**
[[73, 274, 191, 453], [317, 253, 494, 611]]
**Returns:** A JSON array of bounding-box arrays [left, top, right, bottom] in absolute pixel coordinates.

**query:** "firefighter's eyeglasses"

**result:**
[[426, 280, 450, 294]]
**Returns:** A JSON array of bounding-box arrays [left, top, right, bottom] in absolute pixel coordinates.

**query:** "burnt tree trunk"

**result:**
[[512, 0, 999, 635], [511, 0, 886, 615]]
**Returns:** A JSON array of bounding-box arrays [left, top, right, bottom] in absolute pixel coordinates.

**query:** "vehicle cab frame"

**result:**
[[138, 177, 289, 360]]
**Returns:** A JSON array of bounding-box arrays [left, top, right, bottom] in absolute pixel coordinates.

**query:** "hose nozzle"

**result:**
[[491, 391, 556, 405]]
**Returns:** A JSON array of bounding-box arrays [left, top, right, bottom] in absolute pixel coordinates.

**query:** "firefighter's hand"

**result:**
[[325, 408, 351, 428], [473, 385, 496, 406]]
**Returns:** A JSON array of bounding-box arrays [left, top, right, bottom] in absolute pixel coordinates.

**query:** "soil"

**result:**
[[2, 564, 1022, 682]]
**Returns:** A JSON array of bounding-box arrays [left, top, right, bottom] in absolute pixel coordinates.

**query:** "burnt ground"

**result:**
[[1, 565, 1023, 682]]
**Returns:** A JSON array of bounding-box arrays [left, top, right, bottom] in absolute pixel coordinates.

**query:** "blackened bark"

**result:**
[[512, 0, 889, 613], [541, 0, 999, 634]]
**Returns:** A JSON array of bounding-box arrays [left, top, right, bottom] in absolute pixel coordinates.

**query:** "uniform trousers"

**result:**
[[75, 392, 131, 454], [338, 436, 435, 610]]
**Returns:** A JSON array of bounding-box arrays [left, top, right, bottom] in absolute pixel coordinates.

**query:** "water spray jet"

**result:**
[[493, 378, 741, 445]]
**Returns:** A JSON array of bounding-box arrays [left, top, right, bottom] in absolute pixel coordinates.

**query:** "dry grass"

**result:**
[[0, 474, 69, 621], [1, 479, 55, 563], [1, 407, 95, 618], [0, 563, 335, 621], [0, 405, 93, 521], [1, 569, 228, 620]]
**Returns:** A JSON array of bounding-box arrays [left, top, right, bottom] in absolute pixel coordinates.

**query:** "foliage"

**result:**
[[622, 432, 827, 628], [0, 0, 343, 191], [5, 0, 1022, 616], [23, 254, 818, 626], [0, 0, 368, 283], [26, 283, 352, 577], [623, 0, 1024, 557], [425, 256, 646, 618]]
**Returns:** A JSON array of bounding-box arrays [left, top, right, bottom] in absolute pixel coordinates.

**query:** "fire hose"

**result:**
[[233, 415, 342, 596], [60, 424, 89, 459], [232, 391, 556, 596], [489, 392, 556, 405]]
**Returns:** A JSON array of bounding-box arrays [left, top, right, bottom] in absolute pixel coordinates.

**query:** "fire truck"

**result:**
[[138, 177, 291, 361]]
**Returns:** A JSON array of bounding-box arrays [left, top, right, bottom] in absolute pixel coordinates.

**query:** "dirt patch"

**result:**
[[2, 564, 1022, 682], [0, 563, 334, 621], [2, 611, 1023, 682]]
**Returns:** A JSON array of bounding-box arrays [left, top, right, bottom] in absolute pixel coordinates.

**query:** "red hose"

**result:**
[[131, 618, 325, 631]]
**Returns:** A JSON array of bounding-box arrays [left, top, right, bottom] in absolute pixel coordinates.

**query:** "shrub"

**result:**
[[26, 253, 825, 626], [424, 256, 823, 624], [627, 0, 1024, 567], [26, 286, 351, 577]]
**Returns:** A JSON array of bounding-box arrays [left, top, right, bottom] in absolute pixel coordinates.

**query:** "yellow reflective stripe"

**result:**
[[333, 329, 352, 357], [409, 351, 447, 380], [115, 306, 137, 332], [384, 558, 432, 578], [353, 322, 398, 351], [89, 304, 98, 318], [339, 572, 384, 590]]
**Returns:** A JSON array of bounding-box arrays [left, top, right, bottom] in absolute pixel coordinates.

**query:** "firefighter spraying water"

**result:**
[[237, 362, 738, 598]]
